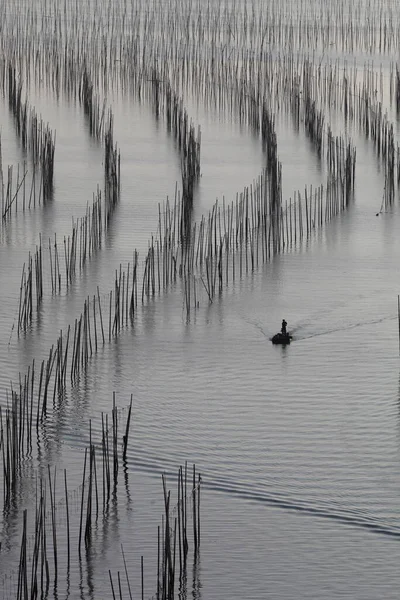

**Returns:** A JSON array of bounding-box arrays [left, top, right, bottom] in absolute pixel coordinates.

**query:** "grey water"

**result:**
[[1, 0, 400, 598]]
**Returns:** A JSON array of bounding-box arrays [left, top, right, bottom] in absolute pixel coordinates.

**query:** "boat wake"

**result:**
[[246, 313, 396, 343], [205, 476, 400, 539], [293, 314, 396, 341], [117, 450, 400, 541]]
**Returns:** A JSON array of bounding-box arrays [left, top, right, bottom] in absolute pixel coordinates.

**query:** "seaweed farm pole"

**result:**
[[192, 464, 198, 554], [122, 394, 132, 460], [398, 295, 400, 356], [97, 285, 105, 344], [121, 545, 133, 600], [17, 509, 28, 600], [141, 555, 144, 600], [64, 469, 70, 574], [157, 525, 161, 598], [109, 571, 117, 600], [197, 471, 201, 550], [48, 465, 58, 582], [78, 448, 88, 558]]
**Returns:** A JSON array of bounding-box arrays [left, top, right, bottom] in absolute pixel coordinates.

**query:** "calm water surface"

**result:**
[[0, 0, 400, 598]]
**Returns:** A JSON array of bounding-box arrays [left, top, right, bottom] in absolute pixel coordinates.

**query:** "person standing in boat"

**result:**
[[281, 319, 287, 335]]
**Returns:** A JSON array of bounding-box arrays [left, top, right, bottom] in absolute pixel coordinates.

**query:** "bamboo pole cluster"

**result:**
[[293, 58, 400, 207], [109, 462, 202, 600], [155, 465, 201, 599], [0, 393, 132, 514], [5, 62, 56, 201], [40, 125, 55, 201], [17, 191, 102, 330], [0, 0, 398, 143], [2, 396, 202, 600], [0, 155, 42, 220], [138, 126, 356, 315], [15, 471, 62, 600], [0, 0, 397, 104], [2, 399, 134, 599], [180, 121, 201, 240], [151, 76, 202, 238], [17, 241, 43, 335], [109, 255, 139, 339], [15, 104, 119, 327], [1, 390, 34, 507], [65, 189, 103, 284], [15, 257, 139, 404], [1, 0, 398, 229], [0, 338, 70, 498], [394, 64, 400, 116], [261, 100, 277, 165], [303, 61, 325, 158], [104, 111, 121, 225], [78, 395, 131, 554], [17, 184, 107, 332], [79, 65, 107, 139], [326, 129, 357, 214]]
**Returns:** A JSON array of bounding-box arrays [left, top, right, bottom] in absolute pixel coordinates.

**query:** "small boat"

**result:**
[[271, 332, 292, 345]]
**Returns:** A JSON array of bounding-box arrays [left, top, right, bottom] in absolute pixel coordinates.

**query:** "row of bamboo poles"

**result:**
[[0, 0, 400, 102], [150, 74, 201, 238], [145, 122, 355, 311], [15, 75, 202, 334], [0, 390, 200, 597], [0, 2, 399, 230], [0, 152, 45, 220], [1, 392, 131, 514], [0, 62, 56, 219], [0, 3, 395, 120], [6, 63, 55, 201], [17, 112, 121, 335], [2, 65, 121, 227], [79, 66, 107, 140], [6, 262, 140, 503], [0, 0, 397, 151], [142, 52, 396, 213], [17, 122, 355, 337], [109, 464, 201, 600], [15, 33, 376, 332], [1, 386, 201, 599], [6, 4, 359, 523], [11, 464, 201, 600], [0, 1, 394, 596]]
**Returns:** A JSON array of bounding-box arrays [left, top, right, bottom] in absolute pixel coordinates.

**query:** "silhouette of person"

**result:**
[[281, 319, 287, 335]]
